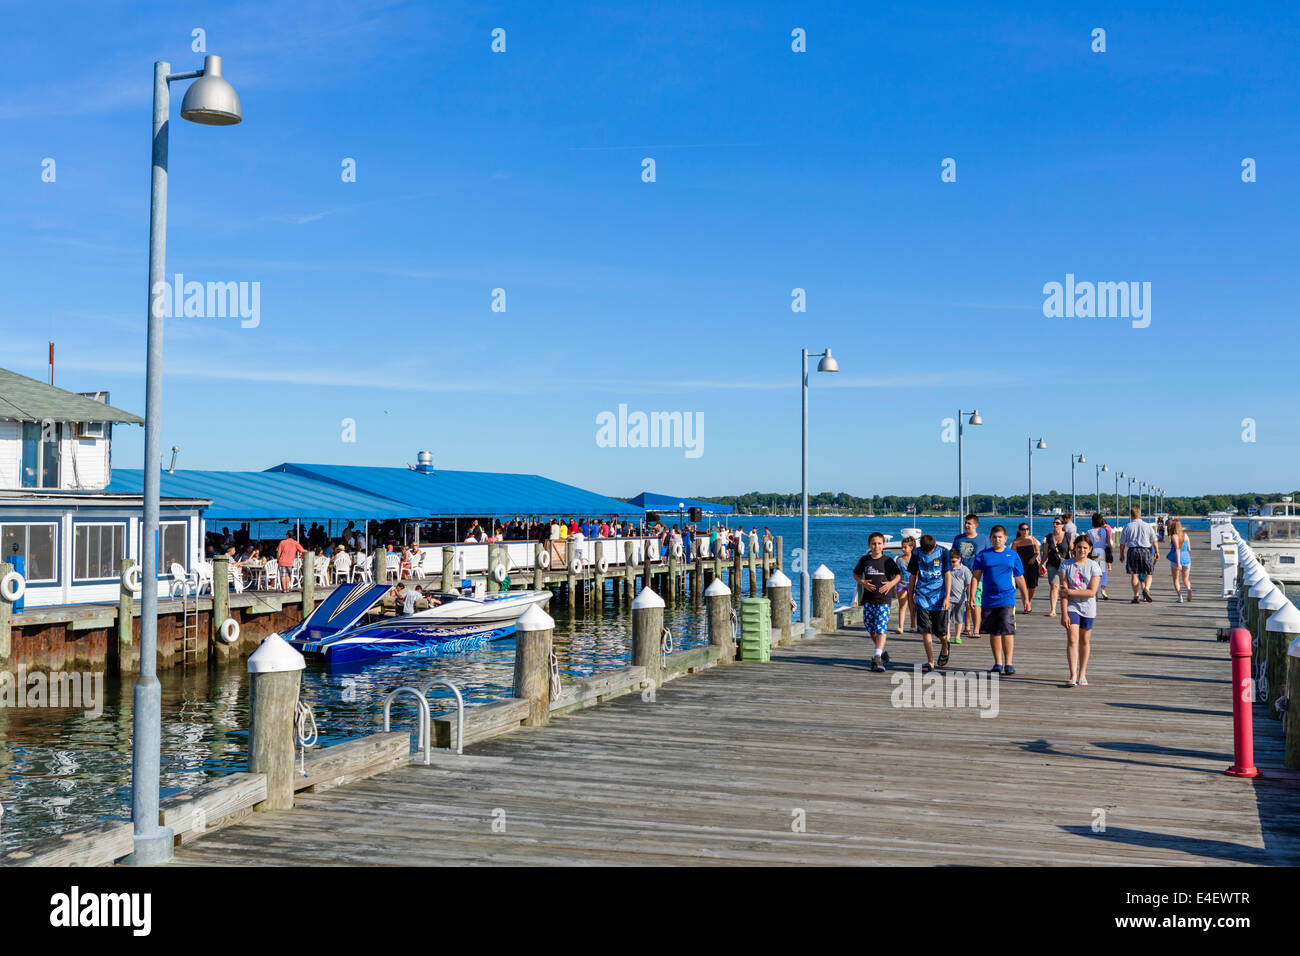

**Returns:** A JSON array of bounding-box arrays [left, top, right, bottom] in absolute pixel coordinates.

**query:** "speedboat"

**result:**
[[281, 582, 548, 665], [411, 589, 551, 624]]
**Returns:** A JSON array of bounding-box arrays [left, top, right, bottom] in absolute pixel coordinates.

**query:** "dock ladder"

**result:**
[[179, 579, 200, 665]]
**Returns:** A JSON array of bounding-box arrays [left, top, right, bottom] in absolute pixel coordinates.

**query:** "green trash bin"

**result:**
[[739, 596, 771, 662]]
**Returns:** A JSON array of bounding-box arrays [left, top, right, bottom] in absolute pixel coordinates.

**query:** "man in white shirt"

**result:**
[[1118, 506, 1159, 603]]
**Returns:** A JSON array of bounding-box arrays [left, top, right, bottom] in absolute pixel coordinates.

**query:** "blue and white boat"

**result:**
[[281, 581, 549, 665]]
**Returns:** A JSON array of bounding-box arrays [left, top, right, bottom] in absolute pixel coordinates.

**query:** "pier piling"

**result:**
[[117, 558, 135, 672], [768, 568, 793, 647], [705, 577, 735, 663], [247, 635, 306, 812], [0, 561, 11, 663], [212, 555, 231, 662], [513, 605, 555, 726], [812, 564, 835, 633], [631, 586, 665, 687]]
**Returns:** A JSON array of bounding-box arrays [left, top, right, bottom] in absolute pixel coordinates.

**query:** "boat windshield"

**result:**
[[1249, 517, 1300, 542]]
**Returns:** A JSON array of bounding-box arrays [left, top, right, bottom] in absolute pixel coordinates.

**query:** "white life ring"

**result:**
[[492, 564, 508, 583], [647, 541, 660, 561], [764, 539, 774, 555], [569, 555, 583, 574], [218, 617, 240, 644], [537, 549, 550, 569], [597, 556, 609, 574], [672, 542, 684, 560], [0, 571, 25, 603], [121, 564, 142, 594], [718, 545, 729, 560]]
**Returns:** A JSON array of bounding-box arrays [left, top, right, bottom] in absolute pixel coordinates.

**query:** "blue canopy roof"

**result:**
[[628, 492, 733, 515], [268, 463, 644, 518], [106, 470, 414, 521]]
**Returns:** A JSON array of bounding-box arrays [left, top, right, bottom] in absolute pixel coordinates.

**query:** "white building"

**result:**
[[0, 368, 204, 608]]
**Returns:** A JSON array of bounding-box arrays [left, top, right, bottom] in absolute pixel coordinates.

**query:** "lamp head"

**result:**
[[1036, 438, 1047, 449], [180, 55, 242, 126], [968, 410, 982, 426], [1078, 453, 1086, 463], [816, 348, 839, 373], [1102, 464, 1109, 472]]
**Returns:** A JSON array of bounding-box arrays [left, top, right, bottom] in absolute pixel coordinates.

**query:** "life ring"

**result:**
[[672, 542, 684, 560], [537, 550, 550, 569], [569, 555, 583, 574], [218, 617, 240, 644], [0, 571, 25, 603], [492, 564, 507, 583], [764, 540, 774, 555], [647, 541, 660, 561], [121, 564, 142, 594], [718, 545, 729, 560], [597, 556, 609, 574]]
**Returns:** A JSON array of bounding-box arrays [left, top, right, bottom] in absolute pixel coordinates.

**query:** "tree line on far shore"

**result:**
[[657, 490, 1299, 517]]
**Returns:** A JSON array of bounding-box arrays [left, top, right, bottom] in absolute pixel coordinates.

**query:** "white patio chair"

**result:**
[[289, 557, 303, 590], [352, 552, 373, 583], [264, 560, 280, 591], [333, 551, 352, 583], [229, 564, 249, 594], [168, 562, 191, 598], [195, 561, 214, 595], [314, 556, 330, 587], [385, 554, 400, 582]]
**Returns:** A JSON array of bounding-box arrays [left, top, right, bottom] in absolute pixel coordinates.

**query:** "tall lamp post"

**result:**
[[129, 54, 241, 866], [1115, 470, 1124, 520], [1127, 475, 1136, 515], [1070, 452, 1086, 517], [1095, 463, 1108, 515], [801, 347, 838, 638], [1027, 437, 1046, 537], [957, 409, 983, 522]]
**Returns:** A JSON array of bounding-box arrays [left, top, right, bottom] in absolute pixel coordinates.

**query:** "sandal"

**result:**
[[922, 663, 933, 674], [1079, 678, 1089, 686], [936, 653, 949, 668], [1066, 678, 1077, 687]]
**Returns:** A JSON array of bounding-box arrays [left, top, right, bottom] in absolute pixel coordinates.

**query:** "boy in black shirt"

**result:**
[[853, 532, 901, 672]]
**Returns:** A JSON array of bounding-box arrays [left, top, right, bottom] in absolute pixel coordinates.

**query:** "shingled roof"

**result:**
[[0, 368, 144, 424]]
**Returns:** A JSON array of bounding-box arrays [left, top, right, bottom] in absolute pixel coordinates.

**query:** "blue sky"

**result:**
[[2, 1, 1297, 500]]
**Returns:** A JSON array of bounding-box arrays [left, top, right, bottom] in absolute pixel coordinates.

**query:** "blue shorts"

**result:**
[[863, 603, 890, 634], [1067, 610, 1095, 630]]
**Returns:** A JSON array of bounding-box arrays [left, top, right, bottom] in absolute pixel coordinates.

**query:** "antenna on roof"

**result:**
[[168, 446, 179, 473]]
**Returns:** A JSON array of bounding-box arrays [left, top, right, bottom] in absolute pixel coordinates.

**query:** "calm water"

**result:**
[[0, 514, 1240, 850]]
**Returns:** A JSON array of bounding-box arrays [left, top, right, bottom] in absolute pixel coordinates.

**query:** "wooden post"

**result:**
[[533, 541, 544, 590], [593, 540, 605, 612], [300, 551, 314, 618], [1286, 632, 1300, 769], [442, 546, 456, 592], [566, 539, 576, 610], [211, 555, 231, 660], [696, 555, 706, 598], [812, 563, 835, 633], [748, 533, 758, 596], [732, 549, 743, 607], [0, 561, 11, 664], [632, 585, 665, 688], [643, 547, 653, 600], [712, 551, 722, 597], [776, 535, 784, 571], [373, 547, 388, 588], [666, 544, 678, 608], [705, 577, 735, 663], [513, 605, 554, 726], [768, 568, 793, 647], [623, 540, 635, 608], [247, 635, 305, 811], [117, 558, 136, 673]]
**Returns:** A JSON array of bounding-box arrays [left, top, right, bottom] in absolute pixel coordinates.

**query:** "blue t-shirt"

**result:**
[[907, 547, 951, 611], [951, 533, 991, 566], [972, 547, 1025, 609]]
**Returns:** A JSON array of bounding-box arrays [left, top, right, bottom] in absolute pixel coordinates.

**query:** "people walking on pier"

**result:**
[[1166, 518, 1192, 602], [1012, 523, 1042, 613], [1086, 513, 1113, 600], [907, 534, 951, 672], [946, 548, 972, 645], [1043, 517, 1070, 615], [951, 514, 991, 634], [1119, 506, 1159, 603], [853, 532, 900, 672], [971, 525, 1029, 674], [1063, 512, 1078, 537], [1059, 534, 1102, 686], [275, 531, 306, 592], [893, 536, 916, 633]]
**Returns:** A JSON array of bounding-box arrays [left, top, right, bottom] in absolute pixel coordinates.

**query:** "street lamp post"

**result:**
[[957, 409, 983, 523], [1127, 475, 1136, 515], [1070, 452, 1086, 518], [128, 54, 241, 867], [1028, 437, 1046, 537], [801, 347, 838, 638], [1095, 463, 1108, 515], [1116, 471, 1125, 520]]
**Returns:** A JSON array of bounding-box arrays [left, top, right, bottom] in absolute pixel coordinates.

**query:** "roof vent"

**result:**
[[411, 450, 435, 474]]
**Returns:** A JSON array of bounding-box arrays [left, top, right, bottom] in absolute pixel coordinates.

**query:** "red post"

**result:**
[[1226, 628, 1260, 778]]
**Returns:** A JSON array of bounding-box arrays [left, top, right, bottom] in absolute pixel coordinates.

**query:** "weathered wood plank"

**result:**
[[160, 772, 267, 844], [549, 666, 647, 716], [295, 732, 409, 793], [662, 645, 721, 682], [432, 698, 530, 748], [1, 820, 132, 867]]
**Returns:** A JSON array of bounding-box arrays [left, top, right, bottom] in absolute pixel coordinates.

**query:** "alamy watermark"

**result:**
[[150, 273, 261, 328], [890, 665, 999, 718], [0, 668, 104, 718], [1042, 273, 1150, 328], [596, 404, 703, 459]]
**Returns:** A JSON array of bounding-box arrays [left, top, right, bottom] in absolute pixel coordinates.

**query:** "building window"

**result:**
[[160, 522, 187, 575], [20, 422, 61, 489], [74, 523, 126, 581], [0, 523, 58, 582]]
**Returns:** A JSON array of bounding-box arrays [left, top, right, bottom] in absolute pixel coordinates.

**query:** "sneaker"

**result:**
[[1142, 592, 1153, 603], [1176, 595, 1183, 603], [1131, 596, 1140, 604], [989, 664, 1003, 674], [870, 657, 886, 673], [1004, 665, 1016, 676], [881, 651, 891, 664], [952, 634, 963, 645]]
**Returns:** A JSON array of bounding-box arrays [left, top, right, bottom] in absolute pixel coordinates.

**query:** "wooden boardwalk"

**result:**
[[171, 532, 1300, 866]]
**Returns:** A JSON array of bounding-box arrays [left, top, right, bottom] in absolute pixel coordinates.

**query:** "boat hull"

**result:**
[[291, 618, 516, 665], [409, 589, 551, 625]]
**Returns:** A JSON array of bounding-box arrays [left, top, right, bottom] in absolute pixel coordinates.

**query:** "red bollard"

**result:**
[[1226, 628, 1260, 778]]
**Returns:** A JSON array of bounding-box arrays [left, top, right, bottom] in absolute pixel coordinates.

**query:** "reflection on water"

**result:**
[[0, 602, 708, 851]]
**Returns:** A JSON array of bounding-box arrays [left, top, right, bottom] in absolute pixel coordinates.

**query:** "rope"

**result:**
[[662, 625, 674, 655], [731, 607, 740, 643], [549, 648, 562, 699], [294, 698, 318, 776]]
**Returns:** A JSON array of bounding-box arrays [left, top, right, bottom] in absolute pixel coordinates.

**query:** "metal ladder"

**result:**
[[383, 679, 465, 763], [179, 578, 200, 665]]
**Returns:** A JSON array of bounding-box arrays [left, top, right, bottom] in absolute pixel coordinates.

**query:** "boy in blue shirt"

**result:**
[[906, 534, 951, 672], [952, 513, 992, 635], [971, 524, 1029, 675]]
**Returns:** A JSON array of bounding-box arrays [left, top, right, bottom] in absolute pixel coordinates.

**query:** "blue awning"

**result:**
[[628, 492, 733, 515], [105, 470, 414, 521], [267, 463, 643, 518]]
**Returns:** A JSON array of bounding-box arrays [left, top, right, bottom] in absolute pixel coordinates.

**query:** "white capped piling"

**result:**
[[0, 561, 11, 663], [768, 568, 793, 647], [1266, 600, 1300, 724], [247, 634, 306, 811], [1260, 586, 1288, 715], [513, 604, 555, 726], [212, 554, 231, 663], [1247, 575, 1273, 638], [632, 586, 665, 686], [1287, 626, 1300, 770], [624, 540, 635, 607], [705, 577, 735, 663], [117, 558, 136, 672], [812, 564, 835, 633]]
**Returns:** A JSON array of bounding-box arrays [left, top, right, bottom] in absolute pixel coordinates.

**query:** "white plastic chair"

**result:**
[[385, 553, 400, 582], [333, 551, 352, 583], [195, 561, 214, 595], [289, 557, 303, 590], [229, 564, 249, 594], [314, 556, 330, 587], [168, 562, 191, 598], [353, 552, 373, 583], [265, 560, 280, 591]]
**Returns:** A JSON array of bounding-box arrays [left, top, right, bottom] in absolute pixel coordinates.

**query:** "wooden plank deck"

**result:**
[[169, 531, 1300, 866]]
